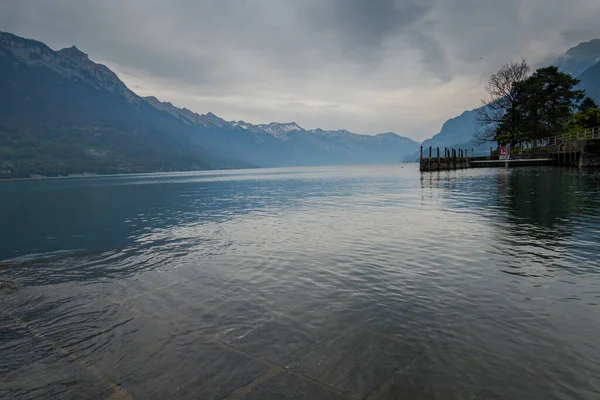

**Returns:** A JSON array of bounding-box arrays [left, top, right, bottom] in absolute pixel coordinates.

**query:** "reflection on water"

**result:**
[[1, 165, 600, 399]]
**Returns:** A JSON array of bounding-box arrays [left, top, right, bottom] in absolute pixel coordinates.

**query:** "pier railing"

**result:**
[[514, 126, 600, 151]]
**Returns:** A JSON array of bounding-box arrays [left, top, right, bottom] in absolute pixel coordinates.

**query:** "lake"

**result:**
[[1, 165, 599, 399]]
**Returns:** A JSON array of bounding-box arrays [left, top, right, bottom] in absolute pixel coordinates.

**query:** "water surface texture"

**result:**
[[1, 165, 600, 399]]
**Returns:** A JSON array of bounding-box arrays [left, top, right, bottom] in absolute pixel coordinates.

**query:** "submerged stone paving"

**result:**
[[0, 268, 418, 400], [2, 261, 599, 400]]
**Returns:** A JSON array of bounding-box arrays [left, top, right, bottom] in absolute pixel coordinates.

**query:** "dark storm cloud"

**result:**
[[303, 0, 430, 48], [301, 0, 449, 77], [1, 0, 600, 139], [0, 0, 447, 84]]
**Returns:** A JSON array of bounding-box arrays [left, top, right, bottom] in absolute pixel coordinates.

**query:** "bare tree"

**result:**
[[474, 58, 530, 145]]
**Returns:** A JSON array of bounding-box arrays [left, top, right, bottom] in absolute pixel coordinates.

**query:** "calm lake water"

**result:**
[[1, 165, 600, 399]]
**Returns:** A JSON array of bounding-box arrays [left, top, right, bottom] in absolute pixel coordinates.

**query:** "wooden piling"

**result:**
[[436, 147, 440, 169], [420, 146, 423, 161], [569, 148, 572, 166], [428, 146, 432, 169]]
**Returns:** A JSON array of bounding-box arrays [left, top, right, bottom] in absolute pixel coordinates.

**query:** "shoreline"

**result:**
[[0, 163, 420, 182]]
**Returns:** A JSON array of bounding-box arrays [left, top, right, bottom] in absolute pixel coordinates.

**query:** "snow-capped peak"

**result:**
[[230, 120, 252, 129], [256, 122, 304, 137]]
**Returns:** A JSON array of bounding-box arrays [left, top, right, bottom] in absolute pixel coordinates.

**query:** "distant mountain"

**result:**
[[0, 32, 248, 178], [554, 39, 600, 77], [255, 122, 304, 138], [228, 121, 420, 165], [407, 39, 600, 161], [578, 61, 600, 102], [143, 96, 230, 129], [0, 31, 420, 178], [419, 110, 479, 150], [402, 109, 484, 162]]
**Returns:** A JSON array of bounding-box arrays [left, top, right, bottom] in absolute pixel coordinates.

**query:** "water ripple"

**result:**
[[1, 165, 600, 399]]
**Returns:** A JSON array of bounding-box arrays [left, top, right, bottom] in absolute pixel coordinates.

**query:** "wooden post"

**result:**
[[420, 146, 423, 161], [436, 147, 440, 169], [558, 145, 561, 165], [570, 148, 573, 166], [559, 146, 562, 165], [428, 146, 432, 170]]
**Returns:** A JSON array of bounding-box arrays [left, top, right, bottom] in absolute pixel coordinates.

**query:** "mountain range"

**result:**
[[0, 31, 419, 178], [2, 31, 600, 178], [404, 39, 600, 161]]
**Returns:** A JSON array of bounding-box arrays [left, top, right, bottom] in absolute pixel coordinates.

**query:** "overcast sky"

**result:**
[[2, 0, 600, 140]]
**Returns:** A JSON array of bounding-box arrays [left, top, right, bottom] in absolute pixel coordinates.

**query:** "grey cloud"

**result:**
[[277, 102, 341, 109], [303, 0, 431, 48], [408, 28, 452, 82], [301, 0, 448, 76]]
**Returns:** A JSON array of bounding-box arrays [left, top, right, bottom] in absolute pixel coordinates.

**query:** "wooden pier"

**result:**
[[419, 146, 472, 171], [470, 158, 554, 168], [419, 128, 600, 172]]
